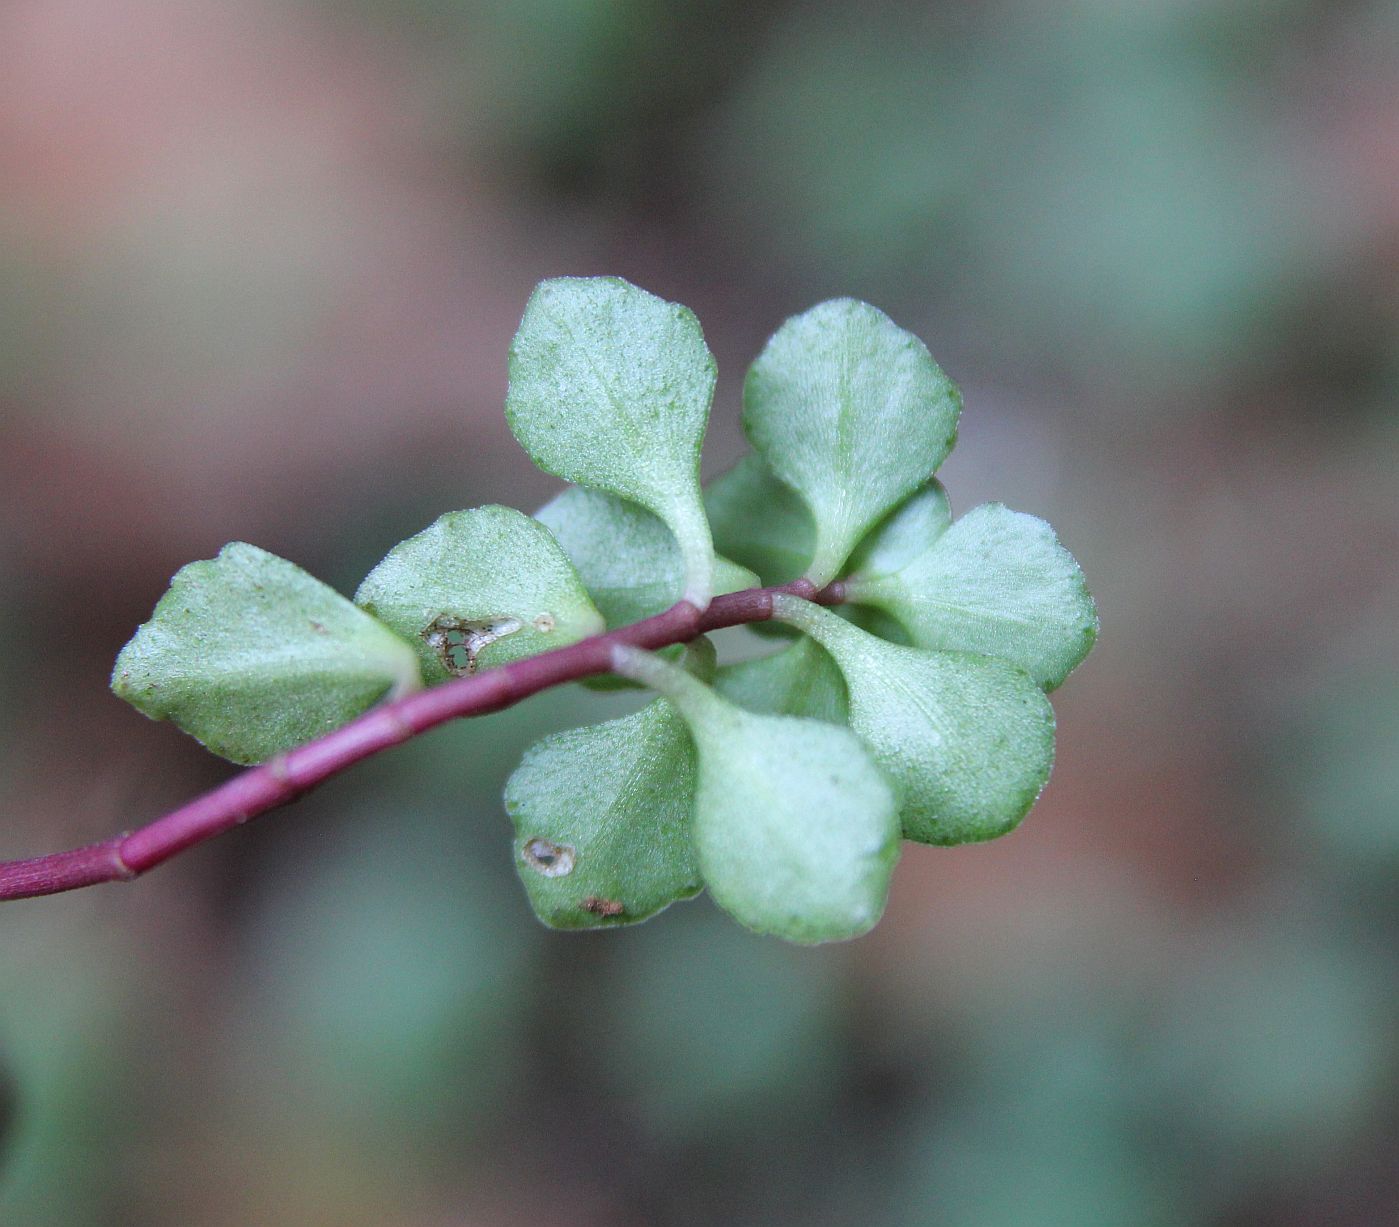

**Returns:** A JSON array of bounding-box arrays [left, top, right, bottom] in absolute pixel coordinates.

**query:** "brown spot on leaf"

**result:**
[[580, 896, 625, 918], [422, 613, 522, 675]]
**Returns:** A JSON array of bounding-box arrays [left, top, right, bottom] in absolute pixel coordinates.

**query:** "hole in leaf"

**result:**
[[523, 838, 575, 877], [422, 614, 523, 675]]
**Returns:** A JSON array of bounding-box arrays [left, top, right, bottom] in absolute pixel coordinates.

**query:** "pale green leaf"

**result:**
[[505, 276, 718, 604], [354, 506, 604, 684], [505, 699, 702, 930], [535, 486, 757, 628], [715, 637, 848, 724], [112, 543, 421, 765], [613, 647, 900, 944], [845, 503, 1098, 690], [774, 597, 1055, 846], [846, 479, 952, 579], [743, 299, 961, 585], [704, 454, 815, 585]]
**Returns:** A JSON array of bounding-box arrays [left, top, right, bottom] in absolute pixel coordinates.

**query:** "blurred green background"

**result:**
[[2, 1, 1396, 1223]]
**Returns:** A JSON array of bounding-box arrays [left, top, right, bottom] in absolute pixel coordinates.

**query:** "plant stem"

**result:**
[[0, 580, 846, 902]]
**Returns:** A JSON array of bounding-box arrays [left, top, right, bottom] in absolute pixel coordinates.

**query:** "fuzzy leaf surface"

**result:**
[[704, 454, 815, 586], [505, 276, 718, 603], [505, 699, 702, 930], [614, 649, 900, 944], [774, 598, 1056, 846], [354, 506, 604, 684], [845, 503, 1098, 689], [535, 487, 757, 627], [743, 299, 961, 585], [112, 543, 420, 764]]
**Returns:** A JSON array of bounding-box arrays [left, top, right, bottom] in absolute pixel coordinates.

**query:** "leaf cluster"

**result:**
[[112, 277, 1097, 943]]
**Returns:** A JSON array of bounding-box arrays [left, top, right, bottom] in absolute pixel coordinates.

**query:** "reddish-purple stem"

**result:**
[[0, 580, 845, 902]]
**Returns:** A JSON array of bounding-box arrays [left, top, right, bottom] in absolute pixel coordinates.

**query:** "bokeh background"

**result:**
[[2, 1, 1396, 1223]]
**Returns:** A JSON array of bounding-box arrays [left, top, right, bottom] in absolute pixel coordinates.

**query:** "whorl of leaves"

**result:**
[[113, 278, 1097, 943]]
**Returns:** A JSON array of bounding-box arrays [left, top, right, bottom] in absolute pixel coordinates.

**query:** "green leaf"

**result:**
[[743, 299, 961, 585], [503, 639, 714, 927], [846, 479, 952, 579], [704, 454, 815, 586], [354, 506, 605, 685], [715, 637, 848, 724], [112, 543, 421, 765], [505, 276, 719, 605], [505, 699, 703, 930], [613, 647, 900, 944], [503, 637, 716, 923], [844, 503, 1098, 690], [773, 597, 1055, 846], [535, 486, 758, 628]]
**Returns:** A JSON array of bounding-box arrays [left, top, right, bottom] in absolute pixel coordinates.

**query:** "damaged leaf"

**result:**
[[505, 696, 702, 929], [504, 640, 716, 928], [355, 506, 604, 684]]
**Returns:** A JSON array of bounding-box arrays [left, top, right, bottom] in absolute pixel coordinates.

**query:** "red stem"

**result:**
[[0, 580, 845, 902]]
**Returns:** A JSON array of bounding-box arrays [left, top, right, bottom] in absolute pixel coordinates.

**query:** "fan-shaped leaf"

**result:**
[[112, 543, 421, 764], [505, 699, 702, 930], [613, 647, 899, 943], [355, 506, 604, 684], [743, 299, 961, 585], [845, 503, 1098, 689], [505, 276, 718, 604], [773, 597, 1055, 845]]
